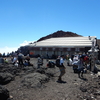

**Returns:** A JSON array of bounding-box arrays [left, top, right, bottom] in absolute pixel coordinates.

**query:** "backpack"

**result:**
[[56, 58, 61, 67], [47, 61, 55, 68], [84, 56, 89, 61], [38, 57, 43, 65], [18, 53, 23, 59], [18, 55, 23, 59]]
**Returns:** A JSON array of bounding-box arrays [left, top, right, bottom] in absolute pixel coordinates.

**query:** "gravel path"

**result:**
[[4, 58, 100, 100]]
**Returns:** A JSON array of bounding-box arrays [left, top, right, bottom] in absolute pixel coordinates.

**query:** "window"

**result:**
[[40, 48, 42, 50], [53, 48, 55, 50], [75, 48, 80, 51], [59, 48, 63, 51], [46, 48, 48, 50], [67, 48, 71, 51]]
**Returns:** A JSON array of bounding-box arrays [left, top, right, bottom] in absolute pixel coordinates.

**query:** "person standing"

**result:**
[[77, 57, 85, 78], [46, 53, 49, 61], [18, 52, 24, 66], [26, 54, 30, 62], [57, 55, 66, 83], [66, 54, 70, 66], [37, 55, 43, 68]]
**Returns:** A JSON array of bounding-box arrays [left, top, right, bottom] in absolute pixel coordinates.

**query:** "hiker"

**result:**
[[57, 55, 66, 83], [18, 52, 24, 66], [4, 58, 8, 64], [47, 60, 55, 68], [24, 60, 28, 66], [25, 54, 30, 62], [12, 56, 18, 65], [37, 55, 43, 68], [72, 55, 79, 73], [83, 55, 89, 68], [66, 54, 70, 66], [46, 53, 49, 61], [24, 59, 33, 66], [71, 54, 74, 61], [14, 61, 19, 67], [77, 56, 85, 78]]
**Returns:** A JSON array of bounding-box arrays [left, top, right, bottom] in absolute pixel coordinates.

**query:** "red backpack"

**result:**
[[84, 56, 89, 61]]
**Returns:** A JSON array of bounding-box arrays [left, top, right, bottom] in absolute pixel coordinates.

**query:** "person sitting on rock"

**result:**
[[25, 54, 30, 62], [24, 60, 33, 67], [12, 56, 17, 65], [4, 58, 8, 64]]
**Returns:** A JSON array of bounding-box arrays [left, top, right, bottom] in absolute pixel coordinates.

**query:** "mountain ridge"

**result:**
[[37, 30, 82, 42]]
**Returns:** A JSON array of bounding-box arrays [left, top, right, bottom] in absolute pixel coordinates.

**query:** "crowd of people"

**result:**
[[0, 51, 98, 83], [46, 52, 93, 83], [0, 52, 33, 67]]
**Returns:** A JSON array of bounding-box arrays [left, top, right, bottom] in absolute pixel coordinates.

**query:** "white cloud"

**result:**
[[20, 40, 34, 46], [0, 46, 18, 55], [0, 40, 35, 55]]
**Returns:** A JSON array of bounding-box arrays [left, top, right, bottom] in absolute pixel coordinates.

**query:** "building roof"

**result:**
[[28, 36, 96, 48]]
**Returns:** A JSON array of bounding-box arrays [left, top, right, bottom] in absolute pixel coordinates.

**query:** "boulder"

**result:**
[[45, 68, 57, 77], [21, 72, 49, 88], [36, 67, 46, 74], [22, 66, 35, 74], [0, 85, 10, 100], [0, 73, 14, 85]]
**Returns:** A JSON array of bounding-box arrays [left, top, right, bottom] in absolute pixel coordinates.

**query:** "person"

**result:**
[[24, 60, 29, 66], [57, 55, 66, 83], [37, 55, 43, 68], [25, 54, 30, 62], [66, 54, 70, 66], [83, 55, 89, 68], [71, 54, 74, 61], [46, 53, 49, 61], [77, 57, 85, 78], [47, 60, 55, 68], [24, 59, 33, 66], [12, 56, 17, 65], [72, 55, 79, 73], [4, 58, 8, 64], [18, 52, 24, 66], [14, 61, 19, 67]]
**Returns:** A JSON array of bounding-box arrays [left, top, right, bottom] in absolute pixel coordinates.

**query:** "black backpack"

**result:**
[[47, 61, 55, 68], [56, 58, 61, 67], [18, 55, 23, 59]]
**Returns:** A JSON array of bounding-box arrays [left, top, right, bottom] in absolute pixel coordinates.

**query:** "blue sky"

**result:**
[[0, 0, 100, 54]]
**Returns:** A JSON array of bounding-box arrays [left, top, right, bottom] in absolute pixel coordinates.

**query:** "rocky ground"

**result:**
[[0, 57, 100, 100]]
